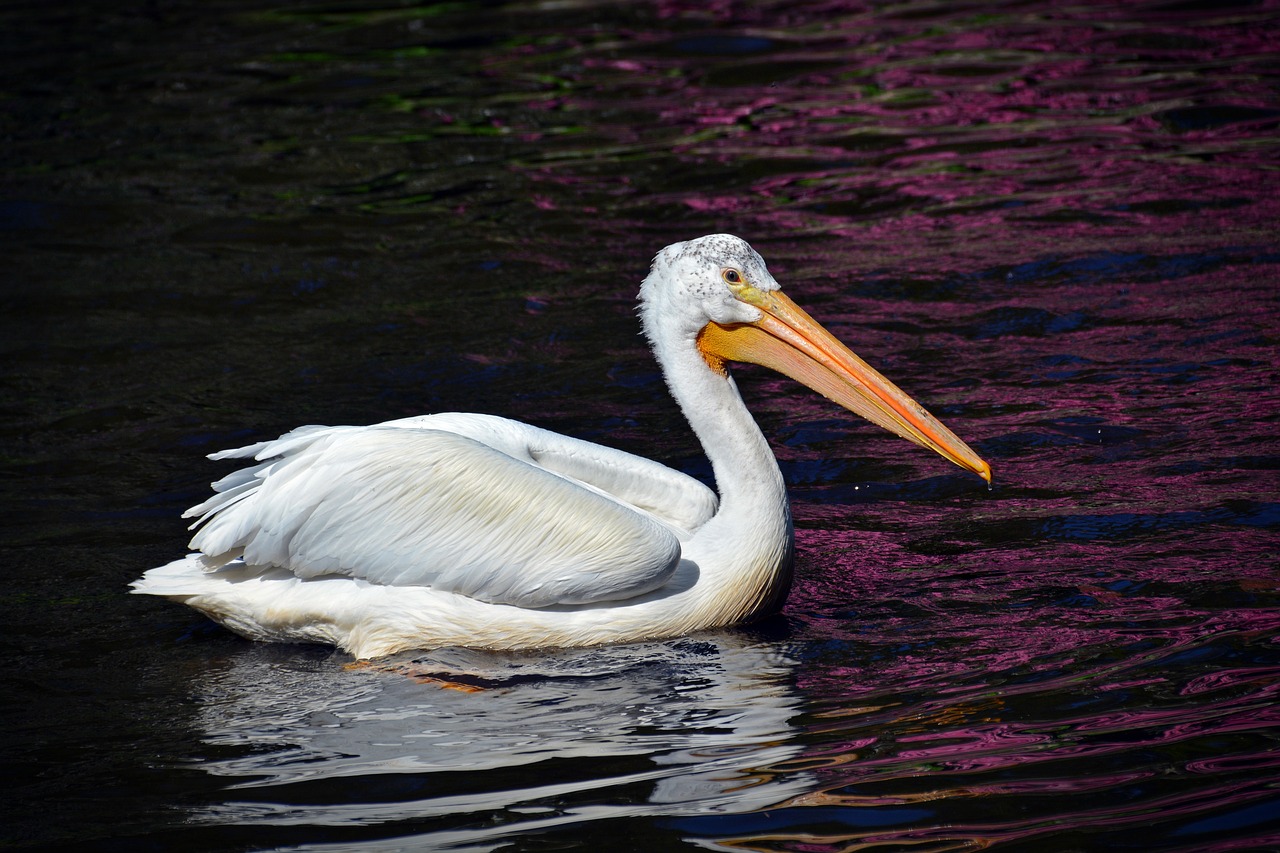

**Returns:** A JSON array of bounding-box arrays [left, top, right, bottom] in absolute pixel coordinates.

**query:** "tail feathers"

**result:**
[[131, 555, 216, 597], [131, 554, 257, 597]]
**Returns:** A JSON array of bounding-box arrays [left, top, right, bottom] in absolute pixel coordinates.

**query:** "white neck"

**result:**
[[651, 321, 795, 623]]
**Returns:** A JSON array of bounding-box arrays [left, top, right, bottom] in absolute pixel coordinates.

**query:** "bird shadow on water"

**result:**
[[177, 632, 810, 849]]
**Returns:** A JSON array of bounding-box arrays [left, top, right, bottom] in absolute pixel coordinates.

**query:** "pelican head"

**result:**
[[640, 234, 991, 484]]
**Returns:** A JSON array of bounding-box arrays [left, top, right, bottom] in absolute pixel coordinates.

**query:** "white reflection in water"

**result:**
[[188, 633, 807, 847]]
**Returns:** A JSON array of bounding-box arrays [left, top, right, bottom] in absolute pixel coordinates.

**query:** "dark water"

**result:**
[[4, 1, 1279, 850]]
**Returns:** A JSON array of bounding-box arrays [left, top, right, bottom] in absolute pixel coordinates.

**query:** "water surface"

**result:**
[[2, 1, 1278, 851]]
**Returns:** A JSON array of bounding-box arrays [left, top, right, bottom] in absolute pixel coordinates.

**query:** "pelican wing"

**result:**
[[377, 413, 718, 535], [185, 423, 691, 608]]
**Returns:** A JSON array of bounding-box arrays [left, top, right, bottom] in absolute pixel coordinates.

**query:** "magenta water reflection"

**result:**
[[763, 483, 1279, 852], [517, 1, 1279, 271]]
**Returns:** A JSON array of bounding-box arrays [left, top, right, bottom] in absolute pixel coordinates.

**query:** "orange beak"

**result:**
[[697, 286, 991, 484]]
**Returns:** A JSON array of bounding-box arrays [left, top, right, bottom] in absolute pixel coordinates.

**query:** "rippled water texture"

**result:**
[[3, 1, 1278, 851]]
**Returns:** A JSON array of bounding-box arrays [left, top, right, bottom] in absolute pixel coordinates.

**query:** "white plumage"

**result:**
[[134, 234, 990, 657]]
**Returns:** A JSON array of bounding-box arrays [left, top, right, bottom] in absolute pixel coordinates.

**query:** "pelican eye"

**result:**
[[722, 268, 743, 285]]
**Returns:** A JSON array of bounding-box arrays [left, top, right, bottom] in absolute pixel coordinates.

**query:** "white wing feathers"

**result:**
[[184, 415, 716, 609], [378, 413, 718, 535]]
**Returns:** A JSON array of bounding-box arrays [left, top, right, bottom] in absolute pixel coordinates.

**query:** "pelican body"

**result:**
[[134, 235, 990, 657]]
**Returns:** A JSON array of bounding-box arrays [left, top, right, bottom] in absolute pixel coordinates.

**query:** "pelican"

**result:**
[[133, 234, 990, 658]]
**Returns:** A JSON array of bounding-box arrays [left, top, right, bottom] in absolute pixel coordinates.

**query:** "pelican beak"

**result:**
[[697, 286, 992, 484]]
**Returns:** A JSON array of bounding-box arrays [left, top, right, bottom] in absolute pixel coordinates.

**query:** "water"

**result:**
[[3, 0, 1278, 850]]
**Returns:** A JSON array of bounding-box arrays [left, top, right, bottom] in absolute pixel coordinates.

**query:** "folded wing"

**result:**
[[185, 420, 703, 608]]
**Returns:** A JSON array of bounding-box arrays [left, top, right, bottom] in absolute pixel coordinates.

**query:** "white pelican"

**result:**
[[134, 234, 990, 658]]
